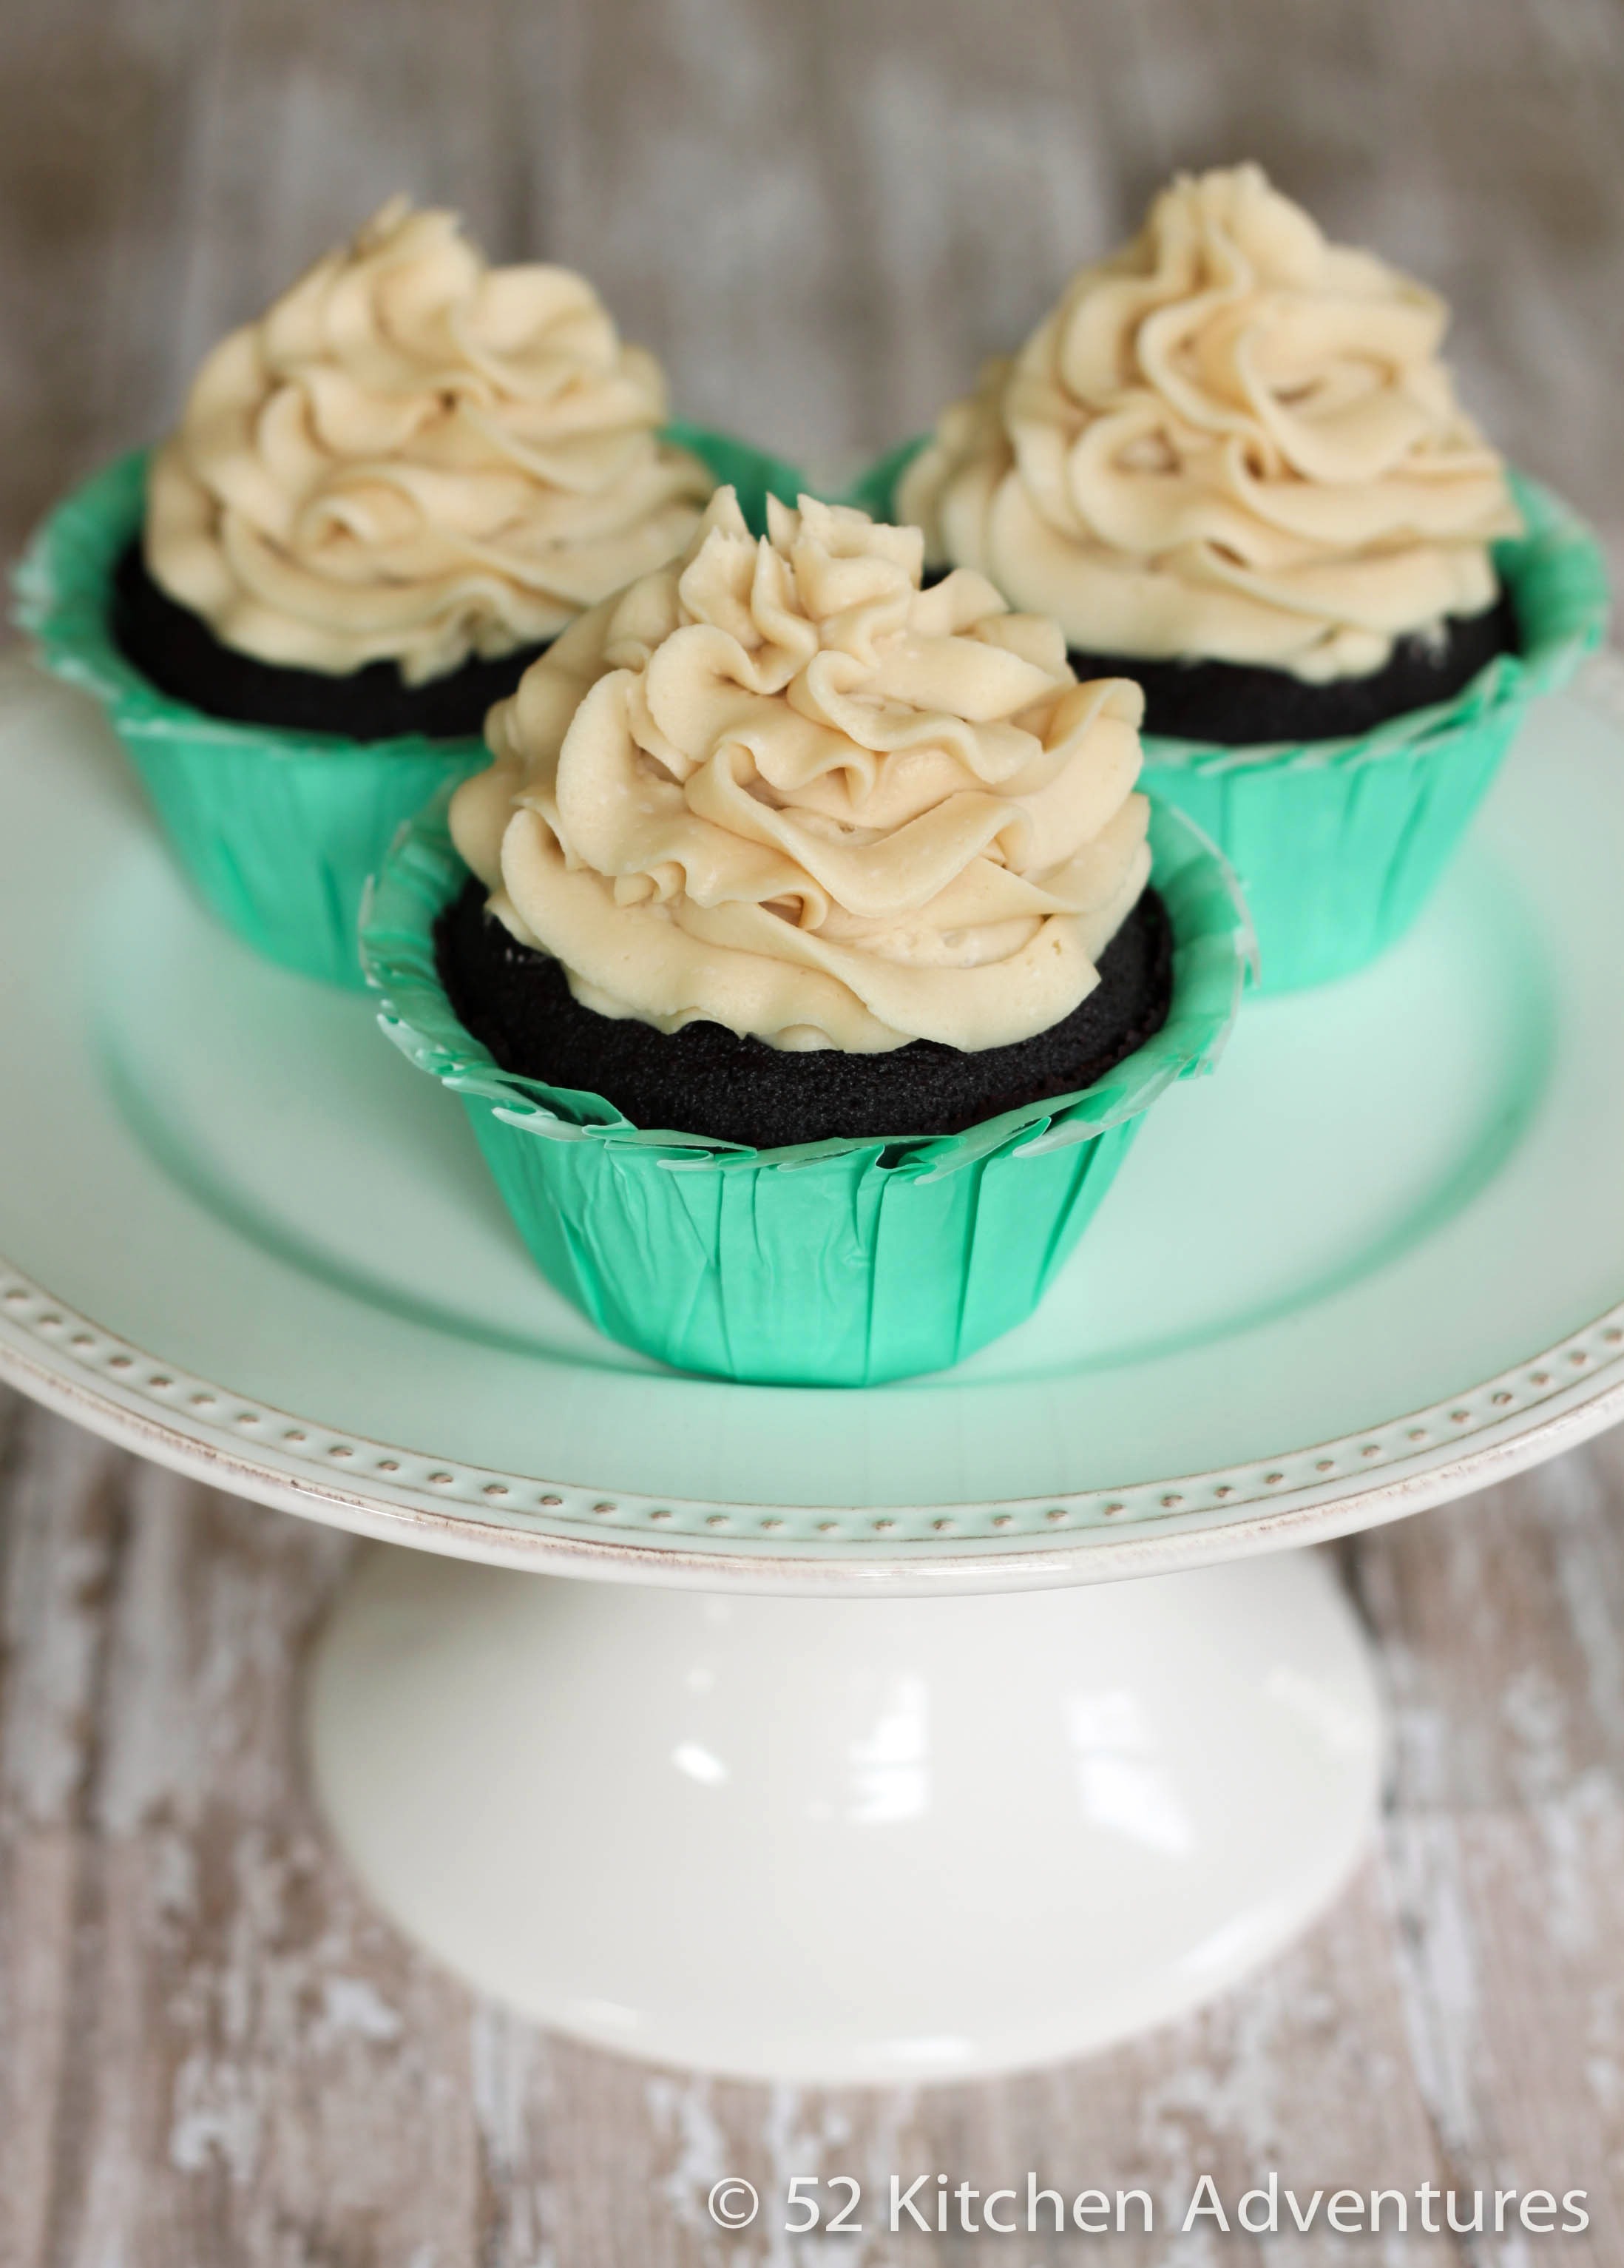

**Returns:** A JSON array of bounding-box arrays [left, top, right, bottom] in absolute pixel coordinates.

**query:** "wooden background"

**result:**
[[4, 1, 1624, 2259]]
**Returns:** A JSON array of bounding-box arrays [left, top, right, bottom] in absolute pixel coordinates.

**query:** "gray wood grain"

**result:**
[[3, 1, 1624, 2258]]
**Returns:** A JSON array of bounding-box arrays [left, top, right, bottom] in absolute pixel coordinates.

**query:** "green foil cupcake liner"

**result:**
[[359, 797, 1253, 1388], [850, 448, 1609, 992], [14, 431, 809, 990]]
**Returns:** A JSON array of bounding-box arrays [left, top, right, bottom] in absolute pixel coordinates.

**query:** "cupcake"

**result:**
[[18, 199, 798, 988], [362, 488, 1251, 1386], [891, 166, 1608, 990]]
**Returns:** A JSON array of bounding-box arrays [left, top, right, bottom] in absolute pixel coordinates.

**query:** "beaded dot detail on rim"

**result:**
[[1, 1265, 1624, 1562]]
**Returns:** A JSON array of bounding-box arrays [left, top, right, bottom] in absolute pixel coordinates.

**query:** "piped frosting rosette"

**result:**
[[449, 487, 1152, 1056], [146, 197, 713, 683], [900, 165, 1522, 683]]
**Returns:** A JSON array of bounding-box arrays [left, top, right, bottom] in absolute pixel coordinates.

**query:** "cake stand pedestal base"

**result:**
[[307, 1545, 1381, 2084]]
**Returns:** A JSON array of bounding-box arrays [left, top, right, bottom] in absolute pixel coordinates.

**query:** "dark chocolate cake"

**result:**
[[435, 880, 1174, 1150], [113, 540, 551, 741], [1065, 590, 1517, 745]]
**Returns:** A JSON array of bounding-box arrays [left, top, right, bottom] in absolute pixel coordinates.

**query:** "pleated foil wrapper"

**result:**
[[361, 795, 1253, 1386]]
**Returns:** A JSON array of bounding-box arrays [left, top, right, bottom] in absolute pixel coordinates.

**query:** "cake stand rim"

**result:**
[[4, 1256, 1620, 1595]]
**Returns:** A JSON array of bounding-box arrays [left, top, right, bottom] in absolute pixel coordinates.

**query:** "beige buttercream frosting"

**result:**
[[899, 164, 1521, 683], [145, 198, 713, 682], [450, 488, 1151, 1055]]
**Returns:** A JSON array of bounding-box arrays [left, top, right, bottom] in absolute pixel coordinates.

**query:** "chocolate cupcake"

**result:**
[[360, 489, 1253, 1385], [18, 199, 782, 988], [900, 166, 1520, 739], [128, 198, 712, 738], [892, 167, 1608, 988], [446, 489, 1163, 1143]]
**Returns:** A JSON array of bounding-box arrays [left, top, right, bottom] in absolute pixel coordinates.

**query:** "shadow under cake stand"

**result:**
[[2, 657, 1623, 2081]]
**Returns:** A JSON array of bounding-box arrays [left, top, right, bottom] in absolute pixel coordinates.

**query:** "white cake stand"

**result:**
[[3, 658, 1623, 2080]]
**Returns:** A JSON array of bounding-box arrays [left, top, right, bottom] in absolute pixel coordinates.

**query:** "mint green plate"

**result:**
[[1, 655, 1623, 1586]]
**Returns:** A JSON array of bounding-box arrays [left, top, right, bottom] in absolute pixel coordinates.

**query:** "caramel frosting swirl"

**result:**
[[900, 165, 1521, 684], [146, 198, 712, 683], [450, 489, 1151, 1055]]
